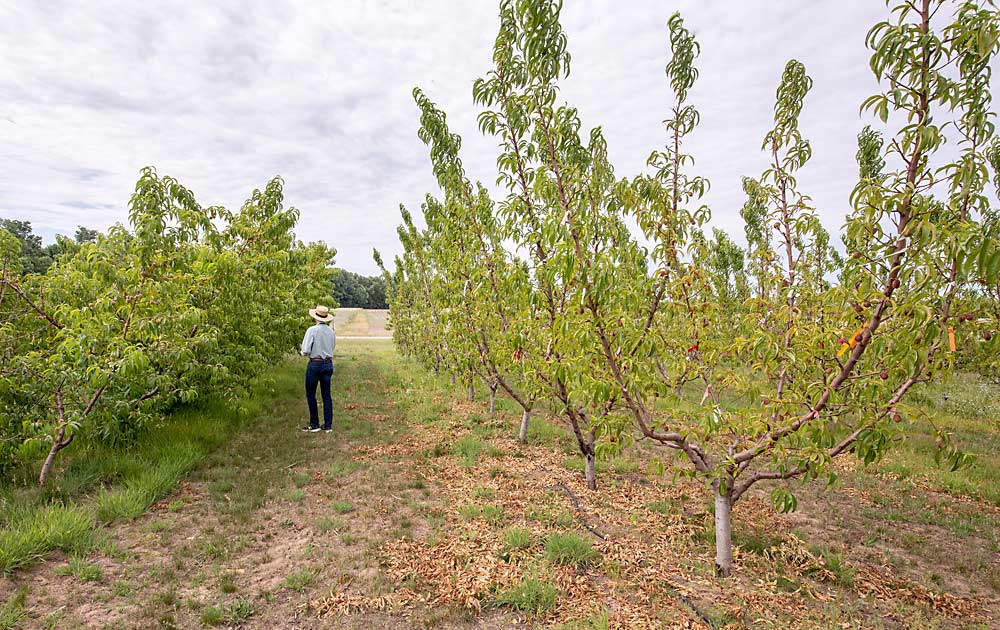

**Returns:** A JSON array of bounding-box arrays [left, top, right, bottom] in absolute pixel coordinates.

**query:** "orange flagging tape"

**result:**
[[838, 322, 870, 357], [948, 326, 956, 352]]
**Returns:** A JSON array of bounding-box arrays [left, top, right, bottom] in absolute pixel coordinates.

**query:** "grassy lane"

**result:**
[[2, 340, 998, 628], [0, 340, 488, 628]]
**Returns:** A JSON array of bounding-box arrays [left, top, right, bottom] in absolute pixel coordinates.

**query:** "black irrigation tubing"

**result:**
[[664, 581, 715, 629], [554, 480, 607, 541]]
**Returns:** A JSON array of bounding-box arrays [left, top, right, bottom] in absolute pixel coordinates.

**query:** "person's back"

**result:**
[[303, 322, 336, 358]]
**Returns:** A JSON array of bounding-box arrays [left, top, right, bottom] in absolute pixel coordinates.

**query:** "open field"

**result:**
[[333, 309, 390, 338], [1, 340, 997, 628]]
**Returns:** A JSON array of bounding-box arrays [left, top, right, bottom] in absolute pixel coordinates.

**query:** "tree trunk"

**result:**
[[567, 411, 598, 490], [488, 385, 497, 414], [714, 492, 733, 577], [39, 427, 72, 486], [467, 382, 475, 402], [518, 409, 531, 443], [584, 452, 597, 490], [451, 373, 456, 386]]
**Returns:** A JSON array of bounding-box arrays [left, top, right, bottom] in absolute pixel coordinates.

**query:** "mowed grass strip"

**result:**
[[0, 359, 299, 574]]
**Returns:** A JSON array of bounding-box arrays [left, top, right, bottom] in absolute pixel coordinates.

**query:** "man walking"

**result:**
[[301, 304, 336, 433]]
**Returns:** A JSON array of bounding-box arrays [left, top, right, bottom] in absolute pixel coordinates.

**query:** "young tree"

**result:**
[[471, 0, 645, 487], [410, 87, 540, 420], [381, 0, 1000, 577], [589, 0, 998, 576], [708, 1, 1000, 574]]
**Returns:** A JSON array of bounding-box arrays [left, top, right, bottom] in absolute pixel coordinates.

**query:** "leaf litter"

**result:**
[[313, 393, 997, 628]]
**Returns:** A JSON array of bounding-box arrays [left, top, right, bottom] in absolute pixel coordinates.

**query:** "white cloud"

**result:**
[[0, 1, 916, 274]]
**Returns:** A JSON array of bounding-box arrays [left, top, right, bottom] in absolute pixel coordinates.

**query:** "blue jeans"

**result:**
[[305, 359, 334, 429]]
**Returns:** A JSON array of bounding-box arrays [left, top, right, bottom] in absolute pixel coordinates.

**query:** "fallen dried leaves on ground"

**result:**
[[314, 394, 997, 628]]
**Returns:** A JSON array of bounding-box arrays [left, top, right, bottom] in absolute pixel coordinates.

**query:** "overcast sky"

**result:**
[[1, 1, 891, 275]]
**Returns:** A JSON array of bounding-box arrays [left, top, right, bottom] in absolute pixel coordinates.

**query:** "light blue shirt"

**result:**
[[300, 323, 335, 358]]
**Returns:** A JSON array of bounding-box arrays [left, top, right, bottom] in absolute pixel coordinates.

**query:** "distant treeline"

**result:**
[[332, 268, 387, 309], [0, 219, 99, 274]]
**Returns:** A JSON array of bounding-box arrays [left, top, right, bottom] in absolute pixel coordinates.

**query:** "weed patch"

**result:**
[[0, 505, 97, 573], [0, 588, 27, 630], [54, 556, 102, 582], [494, 576, 558, 614], [331, 501, 354, 514], [284, 568, 317, 592], [545, 532, 598, 569], [453, 435, 486, 466], [501, 526, 535, 554]]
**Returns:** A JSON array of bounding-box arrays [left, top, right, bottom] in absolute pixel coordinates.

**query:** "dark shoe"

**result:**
[[301, 425, 321, 433]]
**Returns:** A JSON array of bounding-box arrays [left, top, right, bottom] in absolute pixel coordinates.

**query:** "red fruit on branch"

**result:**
[[984, 331, 993, 341], [880, 371, 888, 380]]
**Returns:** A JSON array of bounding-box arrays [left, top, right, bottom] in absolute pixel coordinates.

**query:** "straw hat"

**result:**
[[309, 304, 335, 323]]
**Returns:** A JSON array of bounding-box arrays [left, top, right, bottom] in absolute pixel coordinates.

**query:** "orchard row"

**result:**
[[0, 170, 334, 484], [377, 0, 1000, 575]]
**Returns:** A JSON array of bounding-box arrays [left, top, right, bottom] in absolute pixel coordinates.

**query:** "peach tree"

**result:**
[[0, 169, 333, 483]]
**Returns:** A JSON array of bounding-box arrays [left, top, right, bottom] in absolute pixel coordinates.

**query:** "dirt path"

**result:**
[[2, 340, 512, 629], [333, 309, 389, 338]]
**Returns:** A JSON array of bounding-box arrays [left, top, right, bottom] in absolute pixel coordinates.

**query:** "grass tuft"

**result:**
[[227, 598, 255, 623], [525, 505, 575, 529], [0, 588, 27, 630], [494, 576, 558, 614], [646, 500, 678, 515], [331, 500, 354, 514], [501, 526, 535, 553], [54, 556, 102, 582], [0, 505, 97, 574], [316, 516, 345, 532], [459, 503, 506, 527], [734, 528, 783, 556], [283, 568, 317, 592], [545, 532, 598, 569], [219, 572, 237, 594], [453, 435, 486, 466], [553, 609, 611, 630], [200, 605, 225, 626], [327, 460, 362, 478]]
